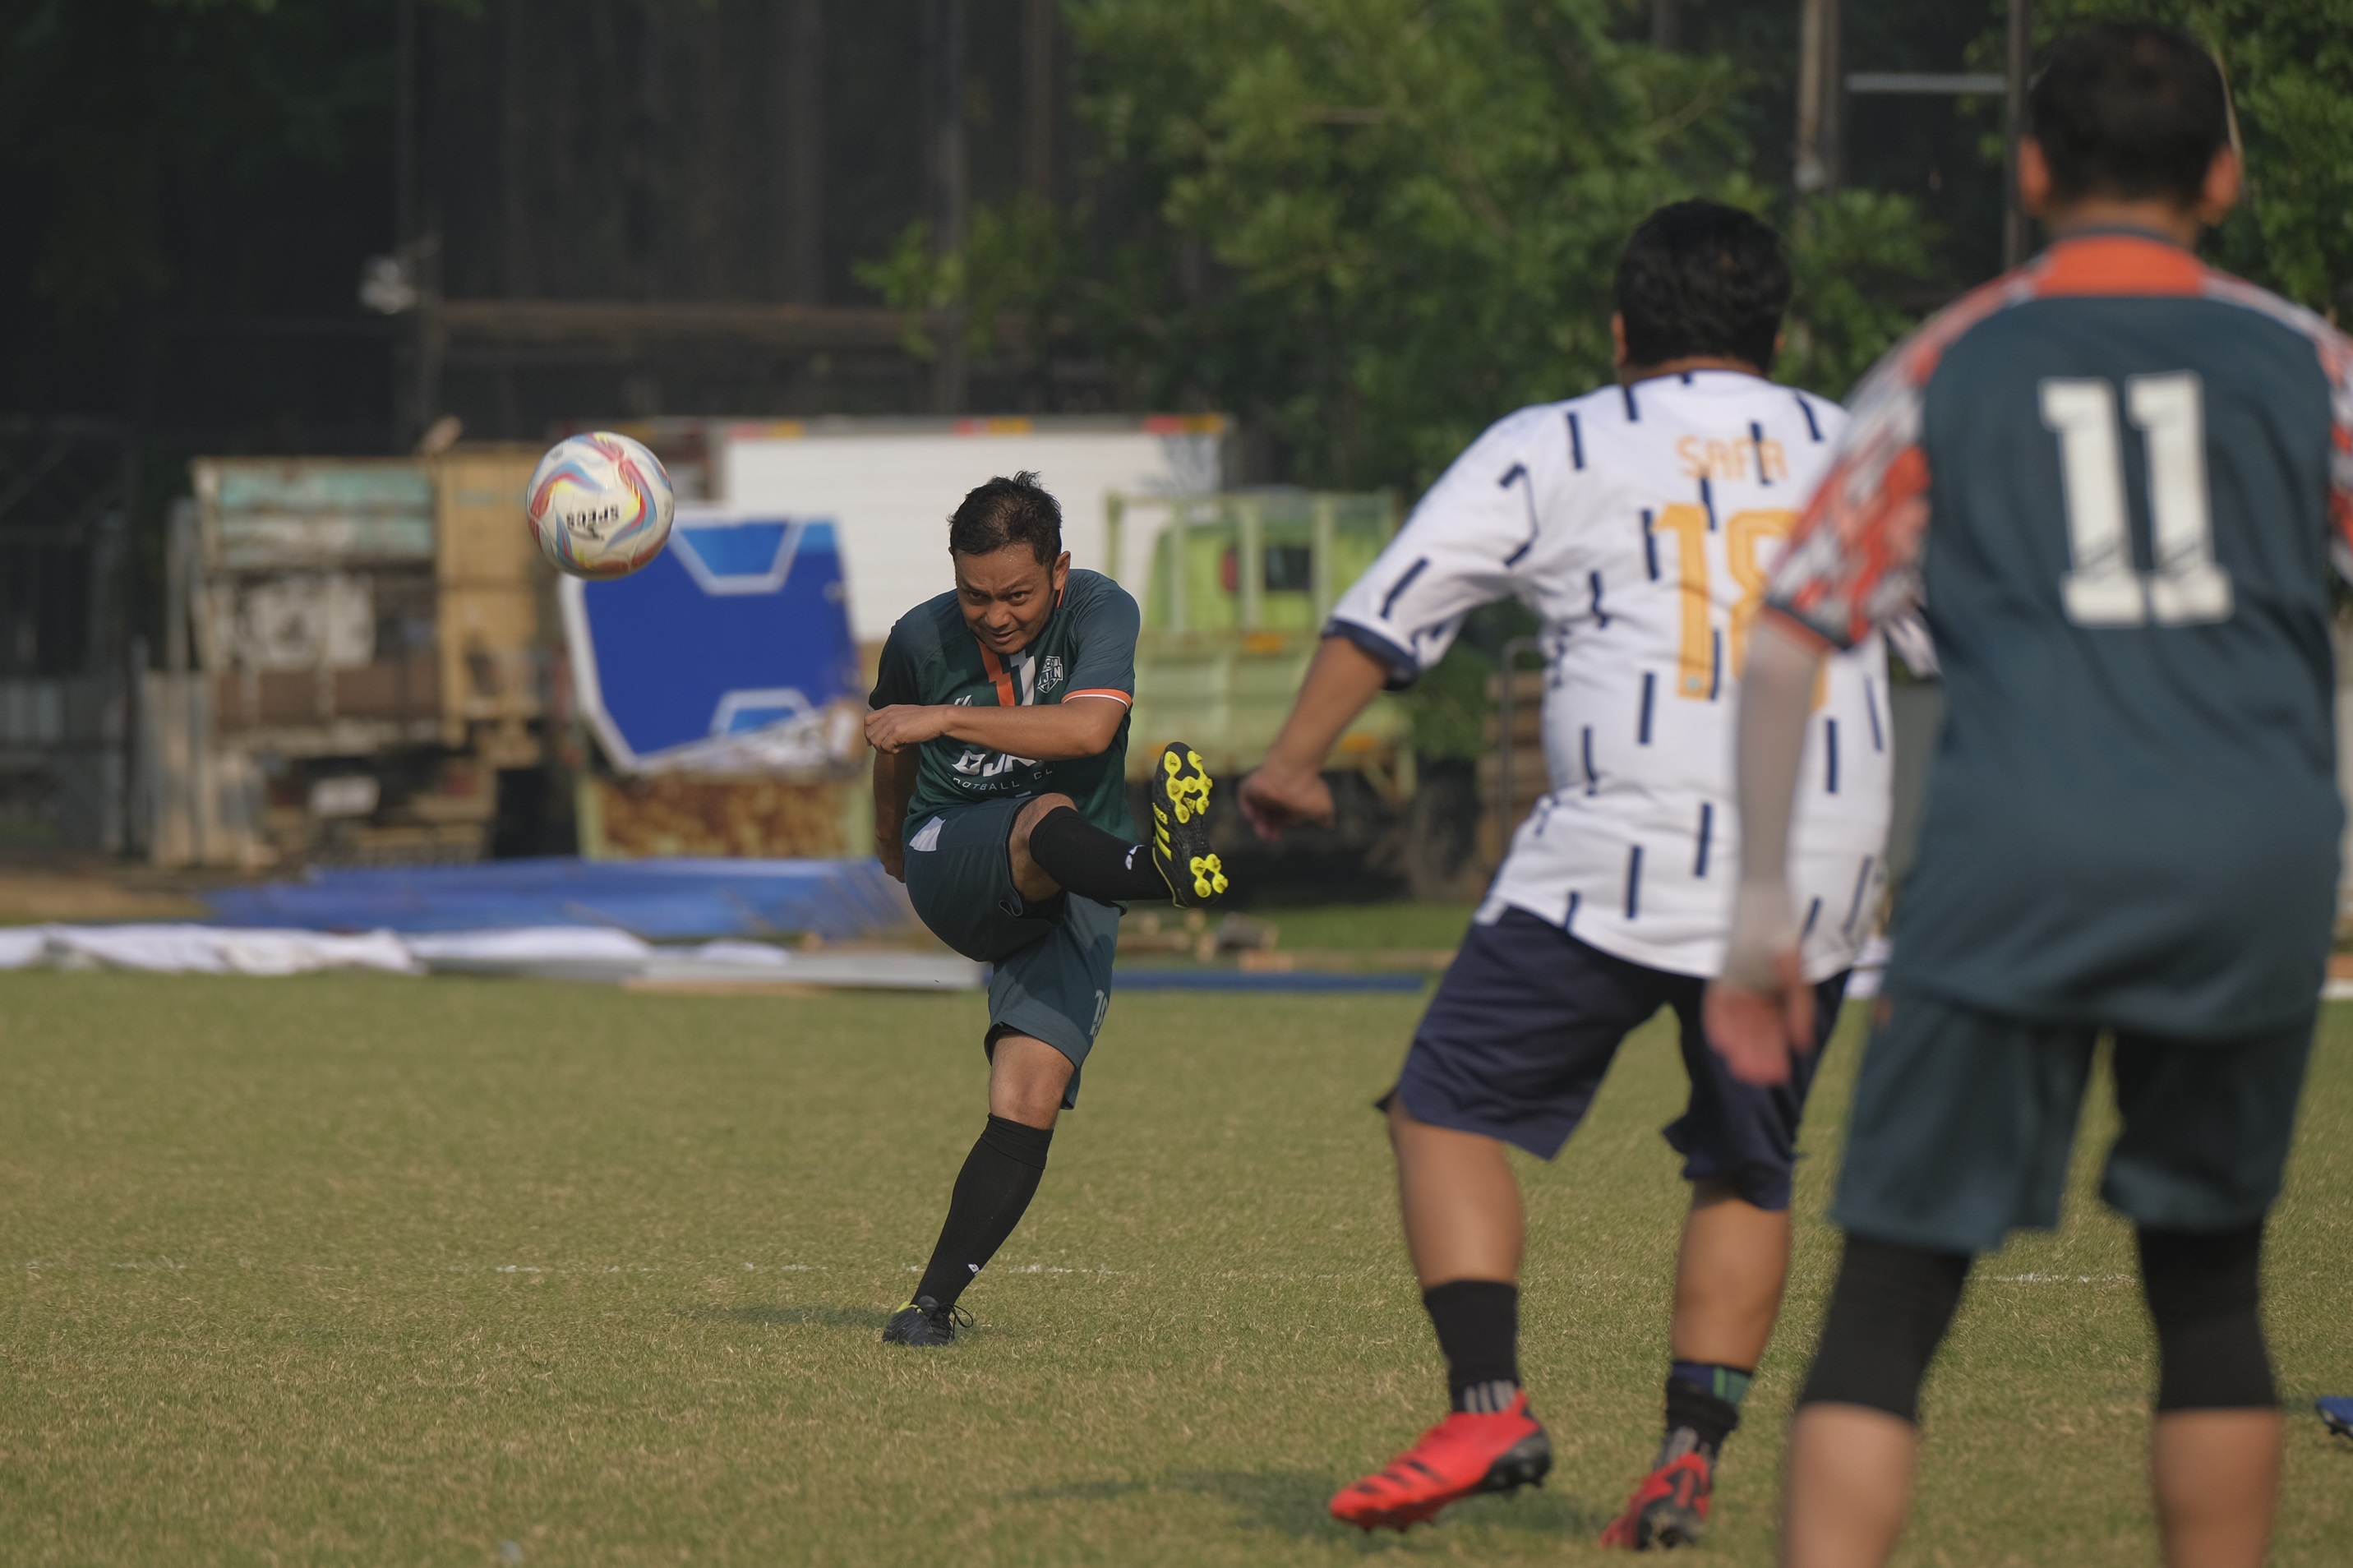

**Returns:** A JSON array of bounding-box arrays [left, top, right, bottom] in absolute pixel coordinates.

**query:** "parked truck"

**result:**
[[146, 448, 552, 867]]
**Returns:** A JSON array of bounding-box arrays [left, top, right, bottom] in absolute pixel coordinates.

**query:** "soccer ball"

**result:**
[[524, 431, 676, 579]]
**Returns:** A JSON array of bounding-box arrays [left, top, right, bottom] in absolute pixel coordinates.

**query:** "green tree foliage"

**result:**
[[2021, 1, 2353, 310], [869, 0, 1939, 500], [1070, 0, 1749, 490]]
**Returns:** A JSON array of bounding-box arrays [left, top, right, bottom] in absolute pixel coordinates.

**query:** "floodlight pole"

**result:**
[[1794, 0, 1843, 196], [2003, 0, 2033, 269]]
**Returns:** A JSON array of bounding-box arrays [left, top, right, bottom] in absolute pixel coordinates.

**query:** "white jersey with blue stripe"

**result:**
[[1329, 369, 1893, 981]]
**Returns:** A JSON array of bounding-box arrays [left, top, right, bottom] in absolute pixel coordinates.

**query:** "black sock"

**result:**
[[913, 1114, 1054, 1308], [1661, 1365, 1750, 1462], [1026, 806, 1168, 903], [1423, 1280, 1520, 1413]]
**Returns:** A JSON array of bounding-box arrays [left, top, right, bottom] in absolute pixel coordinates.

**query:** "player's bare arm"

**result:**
[[1237, 635, 1392, 837], [864, 692, 1125, 759], [1705, 611, 1830, 1086]]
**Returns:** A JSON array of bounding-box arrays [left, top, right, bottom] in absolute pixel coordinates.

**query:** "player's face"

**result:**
[[953, 545, 1070, 655]]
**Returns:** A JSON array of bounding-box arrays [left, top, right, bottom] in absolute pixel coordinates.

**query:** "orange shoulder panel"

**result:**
[[2030, 234, 2207, 298]]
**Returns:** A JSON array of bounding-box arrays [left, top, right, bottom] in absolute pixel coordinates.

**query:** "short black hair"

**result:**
[[1613, 201, 1791, 374], [948, 470, 1063, 565], [2030, 24, 2228, 206]]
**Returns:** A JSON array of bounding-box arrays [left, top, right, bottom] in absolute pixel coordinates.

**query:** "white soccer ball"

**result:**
[[524, 431, 676, 579]]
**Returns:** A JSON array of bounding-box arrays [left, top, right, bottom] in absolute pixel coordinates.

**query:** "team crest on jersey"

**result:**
[[1037, 655, 1064, 694]]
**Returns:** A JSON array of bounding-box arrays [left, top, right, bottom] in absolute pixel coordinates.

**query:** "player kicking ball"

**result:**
[[867, 471, 1226, 1347], [1710, 25, 2346, 1568], [1240, 203, 1894, 1547]]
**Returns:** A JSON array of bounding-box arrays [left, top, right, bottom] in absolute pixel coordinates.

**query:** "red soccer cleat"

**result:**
[[1598, 1449, 1713, 1549], [1329, 1392, 1553, 1533]]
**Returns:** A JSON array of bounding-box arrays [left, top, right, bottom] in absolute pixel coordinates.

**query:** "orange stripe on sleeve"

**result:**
[[1063, 688, 1133, 706]]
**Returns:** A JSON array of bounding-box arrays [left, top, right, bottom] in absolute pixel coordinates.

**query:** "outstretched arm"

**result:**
[[1704, 612, 1829, 1086], [864, 694, 1128, 762], [1237, 635, 1393, 837]]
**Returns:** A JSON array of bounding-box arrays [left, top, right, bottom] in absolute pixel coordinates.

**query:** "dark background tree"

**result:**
[[4, 2, 2346, 483]]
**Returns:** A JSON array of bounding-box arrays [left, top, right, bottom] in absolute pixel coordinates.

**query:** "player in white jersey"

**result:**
[[1239, 202, 1894, 1548]]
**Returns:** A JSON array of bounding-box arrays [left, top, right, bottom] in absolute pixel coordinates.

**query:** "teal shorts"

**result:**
[[901, 796, 1121, 1109], [1831, 989, 2314, 1255]]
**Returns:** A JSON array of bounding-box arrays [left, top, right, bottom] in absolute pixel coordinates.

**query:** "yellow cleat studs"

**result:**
[[1164, 752, 1181, 774], [1194, 878, 1213, 898], [1211, 874, 1229, 893]]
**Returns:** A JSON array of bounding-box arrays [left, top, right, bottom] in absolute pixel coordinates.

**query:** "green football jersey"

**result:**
[[870, 567, 1140, 840]]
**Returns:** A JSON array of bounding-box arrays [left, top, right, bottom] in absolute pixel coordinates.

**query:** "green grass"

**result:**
[[1, 971, 2349, 1566]]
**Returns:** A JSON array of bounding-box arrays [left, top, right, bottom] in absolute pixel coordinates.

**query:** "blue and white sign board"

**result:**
[[561, 509, 861, 774]]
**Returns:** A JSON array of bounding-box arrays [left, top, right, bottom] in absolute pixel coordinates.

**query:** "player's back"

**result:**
[[1333, 369, 1890, 983], [1819, 233, 2351, 1035]]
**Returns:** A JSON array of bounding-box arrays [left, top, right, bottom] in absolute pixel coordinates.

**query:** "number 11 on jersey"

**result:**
[[2040, 371, 2233, 628]]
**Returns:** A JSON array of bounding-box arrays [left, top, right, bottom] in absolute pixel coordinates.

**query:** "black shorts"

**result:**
[[900, 795, 1121, 1110], [1832, 989, 2315, 1255], [1386, 906, 1849, 1211]]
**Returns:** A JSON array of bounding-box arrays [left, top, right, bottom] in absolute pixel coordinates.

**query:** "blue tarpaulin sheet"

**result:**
[[205, 857, 911, 939]]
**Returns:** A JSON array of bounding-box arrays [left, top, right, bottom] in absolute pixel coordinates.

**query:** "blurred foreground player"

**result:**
[[1240, 203, 1894, 1547], [868, 472, 1227, 1345], [1709, 25, 2349, 1568]]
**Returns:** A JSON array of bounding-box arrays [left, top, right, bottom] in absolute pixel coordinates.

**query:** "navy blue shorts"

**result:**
[[1386, 906, 1849, 1211]]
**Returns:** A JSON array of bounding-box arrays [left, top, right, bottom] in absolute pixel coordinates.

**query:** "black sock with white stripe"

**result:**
[[1026, 805, 1169, 902], [1423, 1280, 1523, 1414]]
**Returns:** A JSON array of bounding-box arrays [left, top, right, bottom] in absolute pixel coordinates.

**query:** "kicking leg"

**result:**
[[884, 1034, 1073, 1347], [1013, 741, 1230, 908]]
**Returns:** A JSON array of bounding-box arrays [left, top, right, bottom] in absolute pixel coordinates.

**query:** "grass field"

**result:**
[[2, 966, 2350, 1566]]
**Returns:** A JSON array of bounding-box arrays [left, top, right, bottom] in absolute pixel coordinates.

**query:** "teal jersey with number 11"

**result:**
[[1768, 229, 2353, 1039]]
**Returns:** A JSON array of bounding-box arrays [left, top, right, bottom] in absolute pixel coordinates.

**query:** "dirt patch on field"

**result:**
[[0, 865, 212, 925]]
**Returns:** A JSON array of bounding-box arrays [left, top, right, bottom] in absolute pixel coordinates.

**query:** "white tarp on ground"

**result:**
[[0, 923, 981, 991], [0, 924, 418, 975], [403, 927, 654, 967]]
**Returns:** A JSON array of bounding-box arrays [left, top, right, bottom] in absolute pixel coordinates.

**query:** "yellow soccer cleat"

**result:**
[[1149, 740, 1228, 909]]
